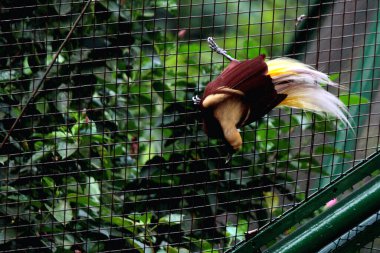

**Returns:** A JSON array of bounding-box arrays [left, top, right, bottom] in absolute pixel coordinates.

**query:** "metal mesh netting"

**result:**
[[0, 0, 379, 252]]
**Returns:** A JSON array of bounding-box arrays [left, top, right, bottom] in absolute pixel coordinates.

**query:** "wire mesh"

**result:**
[[0, 0, 379, 252]]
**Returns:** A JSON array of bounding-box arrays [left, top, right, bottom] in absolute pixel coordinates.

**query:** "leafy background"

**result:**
[[0, 0, 375, 252]]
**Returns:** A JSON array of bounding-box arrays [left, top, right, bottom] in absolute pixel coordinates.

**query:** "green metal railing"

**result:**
[[319, 210, 380, 253], [227, 152, 380, 253], [264, 168, 380, 253]]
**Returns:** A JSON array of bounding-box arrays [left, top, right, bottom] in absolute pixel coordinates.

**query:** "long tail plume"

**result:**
[[267, 58, 351, 128]]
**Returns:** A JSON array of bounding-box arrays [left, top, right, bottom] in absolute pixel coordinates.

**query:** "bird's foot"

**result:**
[[207, 37, 236, 62], [192, 95, 201, 105], [225, 153, 232, 164]]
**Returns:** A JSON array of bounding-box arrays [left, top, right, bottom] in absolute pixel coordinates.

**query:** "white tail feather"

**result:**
[[267, 58, 351, 128]]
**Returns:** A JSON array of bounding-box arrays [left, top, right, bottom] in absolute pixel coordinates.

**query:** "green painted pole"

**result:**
[[331, 215, 380, 253], [226, 151, 380, 253], [264, 175, 380, 253], [319, 210, 380, 253]]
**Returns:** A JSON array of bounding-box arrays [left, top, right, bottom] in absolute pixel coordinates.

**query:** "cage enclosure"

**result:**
[[0, 0, 379, 252]]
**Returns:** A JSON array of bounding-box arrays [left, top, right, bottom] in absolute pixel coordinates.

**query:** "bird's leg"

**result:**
[[207, 37, 236, 62]]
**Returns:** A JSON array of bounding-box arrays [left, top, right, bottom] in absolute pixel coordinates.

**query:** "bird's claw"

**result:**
[[296, 14, 307, 26], [225, 153, 232, 164], [207, 37, 236, 62], [207, 37, 227, 55], [192, 95, 201, 105]]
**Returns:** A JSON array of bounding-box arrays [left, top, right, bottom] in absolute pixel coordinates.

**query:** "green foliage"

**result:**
[[0, 0, 349, 252]]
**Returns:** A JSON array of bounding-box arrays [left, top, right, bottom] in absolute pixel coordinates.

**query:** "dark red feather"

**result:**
[[201, 55, 287, 131]]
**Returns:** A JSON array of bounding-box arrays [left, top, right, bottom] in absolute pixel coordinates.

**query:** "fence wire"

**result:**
[[0, 0, 379, 252]]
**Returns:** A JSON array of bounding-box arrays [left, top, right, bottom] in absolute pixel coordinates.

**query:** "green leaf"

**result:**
[[184, 237, 214, 252], [291, 153, 321, 171], [66, 193, 100, 208], [159, 214, 184, 225], [47, 131, 66, 139], [56, 84, 70, 114], [98, 0, 130, 20], [26, 145, 54, 164], [45, 200, 73, 225], [1, 186, 30, 202], [158, 242, 190, 253], [0, 70, 20, 82], [0, 185, 18, 193], [256, 127, 277, 141], [53, 233, 75, 250], [0, 228, 19, 244], [39, 238, 57, 252], [315, 145, 352, 158], [128, 212, 153, 225], [90, 158, 102, 169], [0, 155, 8, 164], [102, 216, 135, 233], [339, 94, 369, 106], [6, 193, 29, 202], [155, 0, 177, 15], [56, 140, 78, 159], [35, 98, 49, 114], [226, 219, 248, 243], [84, 177, 101, 204], [54, 0, 72, 15], [23, 57, 33, 75], [329, 73, 340, 81], [263, 191, 279, 211], [42, 176, 55, 188], [152, 81, 174, 102], [126, 238, 154, 253]]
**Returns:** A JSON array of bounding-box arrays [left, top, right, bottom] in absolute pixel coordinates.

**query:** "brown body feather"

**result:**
[[200, 55, 287, 150]]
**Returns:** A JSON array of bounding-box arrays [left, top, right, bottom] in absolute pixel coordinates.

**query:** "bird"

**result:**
[[193, 37, 350, 155]]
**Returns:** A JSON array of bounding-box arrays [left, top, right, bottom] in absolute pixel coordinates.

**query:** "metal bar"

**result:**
[[226, 151, 380, 253], [318, 210, 380, 253], [264, 175, 380, 253]]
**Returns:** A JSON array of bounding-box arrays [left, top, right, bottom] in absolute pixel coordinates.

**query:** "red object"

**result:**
[[130, 136, 139, 157], [178, 29, 187, 38], [200, 55, 287, 139]]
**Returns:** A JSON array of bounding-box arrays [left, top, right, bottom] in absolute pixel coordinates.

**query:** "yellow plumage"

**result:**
[[266, 58, 351, 127]]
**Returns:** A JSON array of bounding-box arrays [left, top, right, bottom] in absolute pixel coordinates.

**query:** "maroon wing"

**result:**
[[202, 55, 287, 127], [202, 56, 267, 98]]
